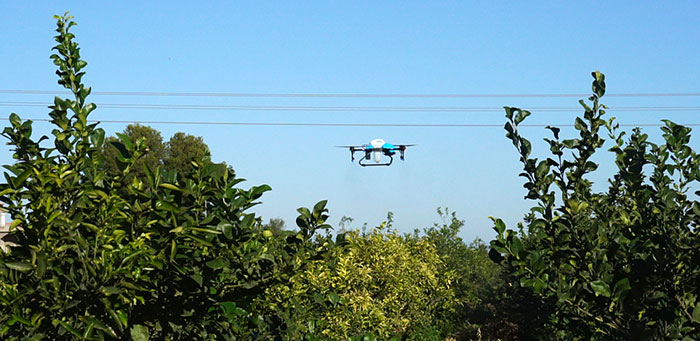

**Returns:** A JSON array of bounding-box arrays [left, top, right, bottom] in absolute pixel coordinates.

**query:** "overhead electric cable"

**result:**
[[12, 118, 700, 128], [1, 101, 699, 112], [1, 89, 699, 98]]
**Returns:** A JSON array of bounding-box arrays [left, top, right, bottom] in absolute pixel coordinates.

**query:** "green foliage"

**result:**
[[423, 208, 545, 340], [164, 132, 211, 177], [490, 71, 700, 339], [423, 208, 503, 308], [104, 126, 213, 186], [260, 220, 456, 340], [103, 124, 166, 185], [0, 13, 314, 339]]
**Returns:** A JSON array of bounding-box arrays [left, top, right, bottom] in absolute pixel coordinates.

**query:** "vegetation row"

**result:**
[[1, 14, 698, 340]]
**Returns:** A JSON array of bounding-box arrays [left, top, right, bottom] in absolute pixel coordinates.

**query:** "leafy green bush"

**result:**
[[0, 13, 327, 339], [490, 71, 700, 339]]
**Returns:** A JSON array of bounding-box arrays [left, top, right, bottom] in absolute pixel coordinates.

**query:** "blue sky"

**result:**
[[1, 2, 699, 242]]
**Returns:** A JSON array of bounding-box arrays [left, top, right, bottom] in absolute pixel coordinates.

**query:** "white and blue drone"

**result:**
[[337, 139, 415, 167]]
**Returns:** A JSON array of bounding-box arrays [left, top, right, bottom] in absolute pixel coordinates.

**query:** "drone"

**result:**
[[337, 139, 415, 167]]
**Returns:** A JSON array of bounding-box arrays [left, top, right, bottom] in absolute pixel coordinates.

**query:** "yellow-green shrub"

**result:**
[[261, 223, 456, 339]]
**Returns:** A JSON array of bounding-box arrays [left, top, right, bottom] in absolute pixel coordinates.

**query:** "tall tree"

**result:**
[[0, 14, 333, 338], [164, 132, 211, 177], [103, 124, 165, 184], [104, 127, 212, 183]]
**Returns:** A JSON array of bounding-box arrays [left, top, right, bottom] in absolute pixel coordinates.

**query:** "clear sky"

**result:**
[[2, 2, 699, 242]]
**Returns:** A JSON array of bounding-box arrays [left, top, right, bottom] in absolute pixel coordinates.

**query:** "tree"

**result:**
[[490, 71, 700, 339], [103, 124, 165, 183], [421, 208, 544, 340], [164, 132, 211, 177], [262, 217, 286, 236], [0, 13, 333, 339], [104, 126, 212, 184]]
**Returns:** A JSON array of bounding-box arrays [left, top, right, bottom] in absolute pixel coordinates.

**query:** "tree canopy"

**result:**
[[103, 125, 212, 184], [164, 132, 211, 177]]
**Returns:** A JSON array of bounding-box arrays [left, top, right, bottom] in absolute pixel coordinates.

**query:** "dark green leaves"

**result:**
[[0, 13, 285, 340], [612, 278, 631, 301], [492, 71, 700, 339], [592, 70, 606, 98], [205, 258, 229, 270], [108, 140, 131, 160]]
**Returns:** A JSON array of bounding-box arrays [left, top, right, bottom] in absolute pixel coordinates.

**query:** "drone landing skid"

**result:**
[[359, 155, 393, 167]]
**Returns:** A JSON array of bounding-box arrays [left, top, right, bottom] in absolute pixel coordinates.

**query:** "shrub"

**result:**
[[261, 221, 456, 340], [490, 71, 700, 339], [0, 13, 322, 339]]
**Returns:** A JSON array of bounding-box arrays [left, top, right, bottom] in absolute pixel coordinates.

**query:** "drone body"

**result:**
[[337, 139, 415, 167]]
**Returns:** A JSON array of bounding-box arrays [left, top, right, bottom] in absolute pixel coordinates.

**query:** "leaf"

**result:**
[[54, 319, 82, 338], [116, 132, 133, 151], [692, 302, 700, 323], [36, 253, 47, 278], [250, 184, 271, 199], [190, 273, 203, 287], [546, 125, 561, 140], [328, 292, 341, 304], [296, 216, 309, 228], [155, 200, 178, 212], [189, 227, 221, 234], [590, 280, 611, 297], [185, 234, 214, 247], [488, 247, 504, 263], [5, 262, 33, 272], [491, 217, 506, 235], [219, 301, 246, 318], [313, 200, 328, 213], [90, 128, 105, 147], [130, 324, 149, 341], [101, 286, 123, 296], [12, 168, 32, 189], [510, 236, 525, 258], [108, 140, 131, 159], [297, 207, 312, 219], [514, 109, 532, 125], [612, 278, 631, 301], [239, 214, 255, 229], [159, 183, 181, 191], [218, 223, 233, 239], [243, 280, 258, 289], [575, 117, 588, 131], [9, 113, 21, 127], [562, 139, 579, 149], [205, 258, 229, 270]]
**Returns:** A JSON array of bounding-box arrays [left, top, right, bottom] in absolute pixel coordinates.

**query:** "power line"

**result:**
[[1, 89, 699, 98], [1, 101, 699, 113], [14, 118, 700, 128]]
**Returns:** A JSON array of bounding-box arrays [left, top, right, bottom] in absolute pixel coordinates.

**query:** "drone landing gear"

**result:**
[[359, 155, 393, 167]]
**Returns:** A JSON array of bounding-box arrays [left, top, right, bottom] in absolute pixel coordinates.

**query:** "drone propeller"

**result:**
[[336, 146, 362, 162]]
